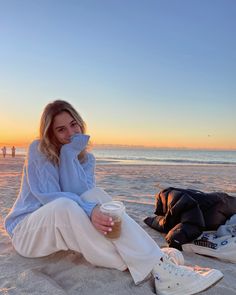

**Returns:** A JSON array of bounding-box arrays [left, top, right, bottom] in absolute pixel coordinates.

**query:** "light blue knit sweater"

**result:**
[[4, 134, 97, 237]]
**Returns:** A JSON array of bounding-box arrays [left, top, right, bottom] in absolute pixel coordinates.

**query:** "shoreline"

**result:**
[[95, 163, 236, 169], [2, 155, 236, 165]]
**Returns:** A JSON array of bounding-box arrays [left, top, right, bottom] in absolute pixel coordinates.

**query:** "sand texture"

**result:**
[[1, 156, 236, 294]]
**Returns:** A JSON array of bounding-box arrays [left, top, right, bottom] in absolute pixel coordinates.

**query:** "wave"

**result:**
[[96, 156, 236, 166]]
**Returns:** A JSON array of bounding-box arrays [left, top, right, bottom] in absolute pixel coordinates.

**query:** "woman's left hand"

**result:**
[[91, 205, 114, 235]]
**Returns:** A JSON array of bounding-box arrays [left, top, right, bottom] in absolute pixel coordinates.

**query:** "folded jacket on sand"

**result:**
[[182, 231, 236, 263]]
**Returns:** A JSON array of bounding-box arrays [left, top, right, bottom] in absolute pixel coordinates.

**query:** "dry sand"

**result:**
[[0, 156, 236, 294]]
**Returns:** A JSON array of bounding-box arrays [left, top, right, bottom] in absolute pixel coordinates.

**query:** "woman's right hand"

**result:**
[[91, 205, 114, 235]]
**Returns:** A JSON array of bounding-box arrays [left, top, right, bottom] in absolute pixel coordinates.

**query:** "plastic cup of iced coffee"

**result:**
[[100, 201, 125, 239]]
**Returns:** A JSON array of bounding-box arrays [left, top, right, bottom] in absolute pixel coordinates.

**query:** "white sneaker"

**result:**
[[161, 247, 185, 265], [182, 235, 236, 263], [153, 256, 223, 295]]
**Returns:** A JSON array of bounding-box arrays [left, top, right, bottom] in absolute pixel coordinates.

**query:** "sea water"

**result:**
[[13, 146, 236, 166], [94, 147, 236, 166]]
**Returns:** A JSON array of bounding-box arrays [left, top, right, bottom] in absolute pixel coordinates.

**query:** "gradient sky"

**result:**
[[0, 0, 235, 149]]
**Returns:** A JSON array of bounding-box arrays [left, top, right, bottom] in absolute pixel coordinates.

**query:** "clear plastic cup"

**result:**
[[100, 201, 125, 239]]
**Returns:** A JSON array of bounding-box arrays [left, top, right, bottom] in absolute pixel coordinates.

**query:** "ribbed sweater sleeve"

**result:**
[[59, 134, 97, 216]]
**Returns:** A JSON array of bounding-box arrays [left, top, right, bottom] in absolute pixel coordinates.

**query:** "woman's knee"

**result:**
[[50, 197, 76, 211], [48, 198, 84, 220], [80, 187, 112, 203]]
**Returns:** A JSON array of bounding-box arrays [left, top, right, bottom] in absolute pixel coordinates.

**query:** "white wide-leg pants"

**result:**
[[12, 188, 163, 284]]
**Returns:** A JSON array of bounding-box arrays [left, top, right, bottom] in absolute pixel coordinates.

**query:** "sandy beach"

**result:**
[[0, 156, 236, 294]]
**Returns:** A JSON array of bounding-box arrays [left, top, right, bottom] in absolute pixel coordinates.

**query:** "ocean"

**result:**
[[13, 146, 236, 166]]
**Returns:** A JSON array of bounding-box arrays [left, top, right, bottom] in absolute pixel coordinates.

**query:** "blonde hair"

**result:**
[[39, 100, 87, 165]]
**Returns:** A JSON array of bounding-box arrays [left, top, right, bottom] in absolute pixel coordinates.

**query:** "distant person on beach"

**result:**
[[4, 100, 223, 295], [2, 146, 6, 158], [11, 146, 16, 157]]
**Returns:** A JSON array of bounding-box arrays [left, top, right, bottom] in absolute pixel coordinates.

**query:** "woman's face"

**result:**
[[52, 111, 81, 145]]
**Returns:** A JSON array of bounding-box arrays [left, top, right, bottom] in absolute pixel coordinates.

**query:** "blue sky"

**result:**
[[0, 0, 235, 149]]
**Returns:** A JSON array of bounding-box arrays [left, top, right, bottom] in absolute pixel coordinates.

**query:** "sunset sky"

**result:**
[[0, 1, 235, 149]]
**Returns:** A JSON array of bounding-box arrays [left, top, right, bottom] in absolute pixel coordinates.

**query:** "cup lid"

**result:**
[[100, 201, 124, 211]]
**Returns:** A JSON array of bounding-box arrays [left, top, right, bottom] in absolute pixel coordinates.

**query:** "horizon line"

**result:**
[[92, 144, 236, 152], [1, 142, 235, 152]]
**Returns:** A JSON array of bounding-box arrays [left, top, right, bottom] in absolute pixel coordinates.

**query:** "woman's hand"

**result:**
[[91, 205, 114, 235]]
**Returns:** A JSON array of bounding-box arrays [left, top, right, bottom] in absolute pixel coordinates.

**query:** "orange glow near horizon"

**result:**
[[0, 131, 38, 147], [88, 129, 236, 150], [0, 126, 236, 150], [1, 133, 235, 150], [0, 141, 235, 150], [0, 116, 38, 147], [91, 139, 236, 150]]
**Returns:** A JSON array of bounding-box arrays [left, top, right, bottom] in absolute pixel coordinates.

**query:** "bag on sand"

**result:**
[[182, 231, 236, 263]]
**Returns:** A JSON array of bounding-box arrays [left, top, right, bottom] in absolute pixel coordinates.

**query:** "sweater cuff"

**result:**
[[78, 199, 98, 217], [60, 134, 90, 156]]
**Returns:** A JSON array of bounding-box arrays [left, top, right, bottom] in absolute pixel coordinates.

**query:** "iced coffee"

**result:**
[[100, 201, 125, 239]]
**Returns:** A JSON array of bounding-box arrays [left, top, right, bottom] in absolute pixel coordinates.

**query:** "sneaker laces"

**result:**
[[160, 256, 198, 278], [163, 253, 179, 265]]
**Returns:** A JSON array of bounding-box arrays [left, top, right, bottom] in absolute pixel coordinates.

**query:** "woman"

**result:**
[[4, 100, 223, 295]]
